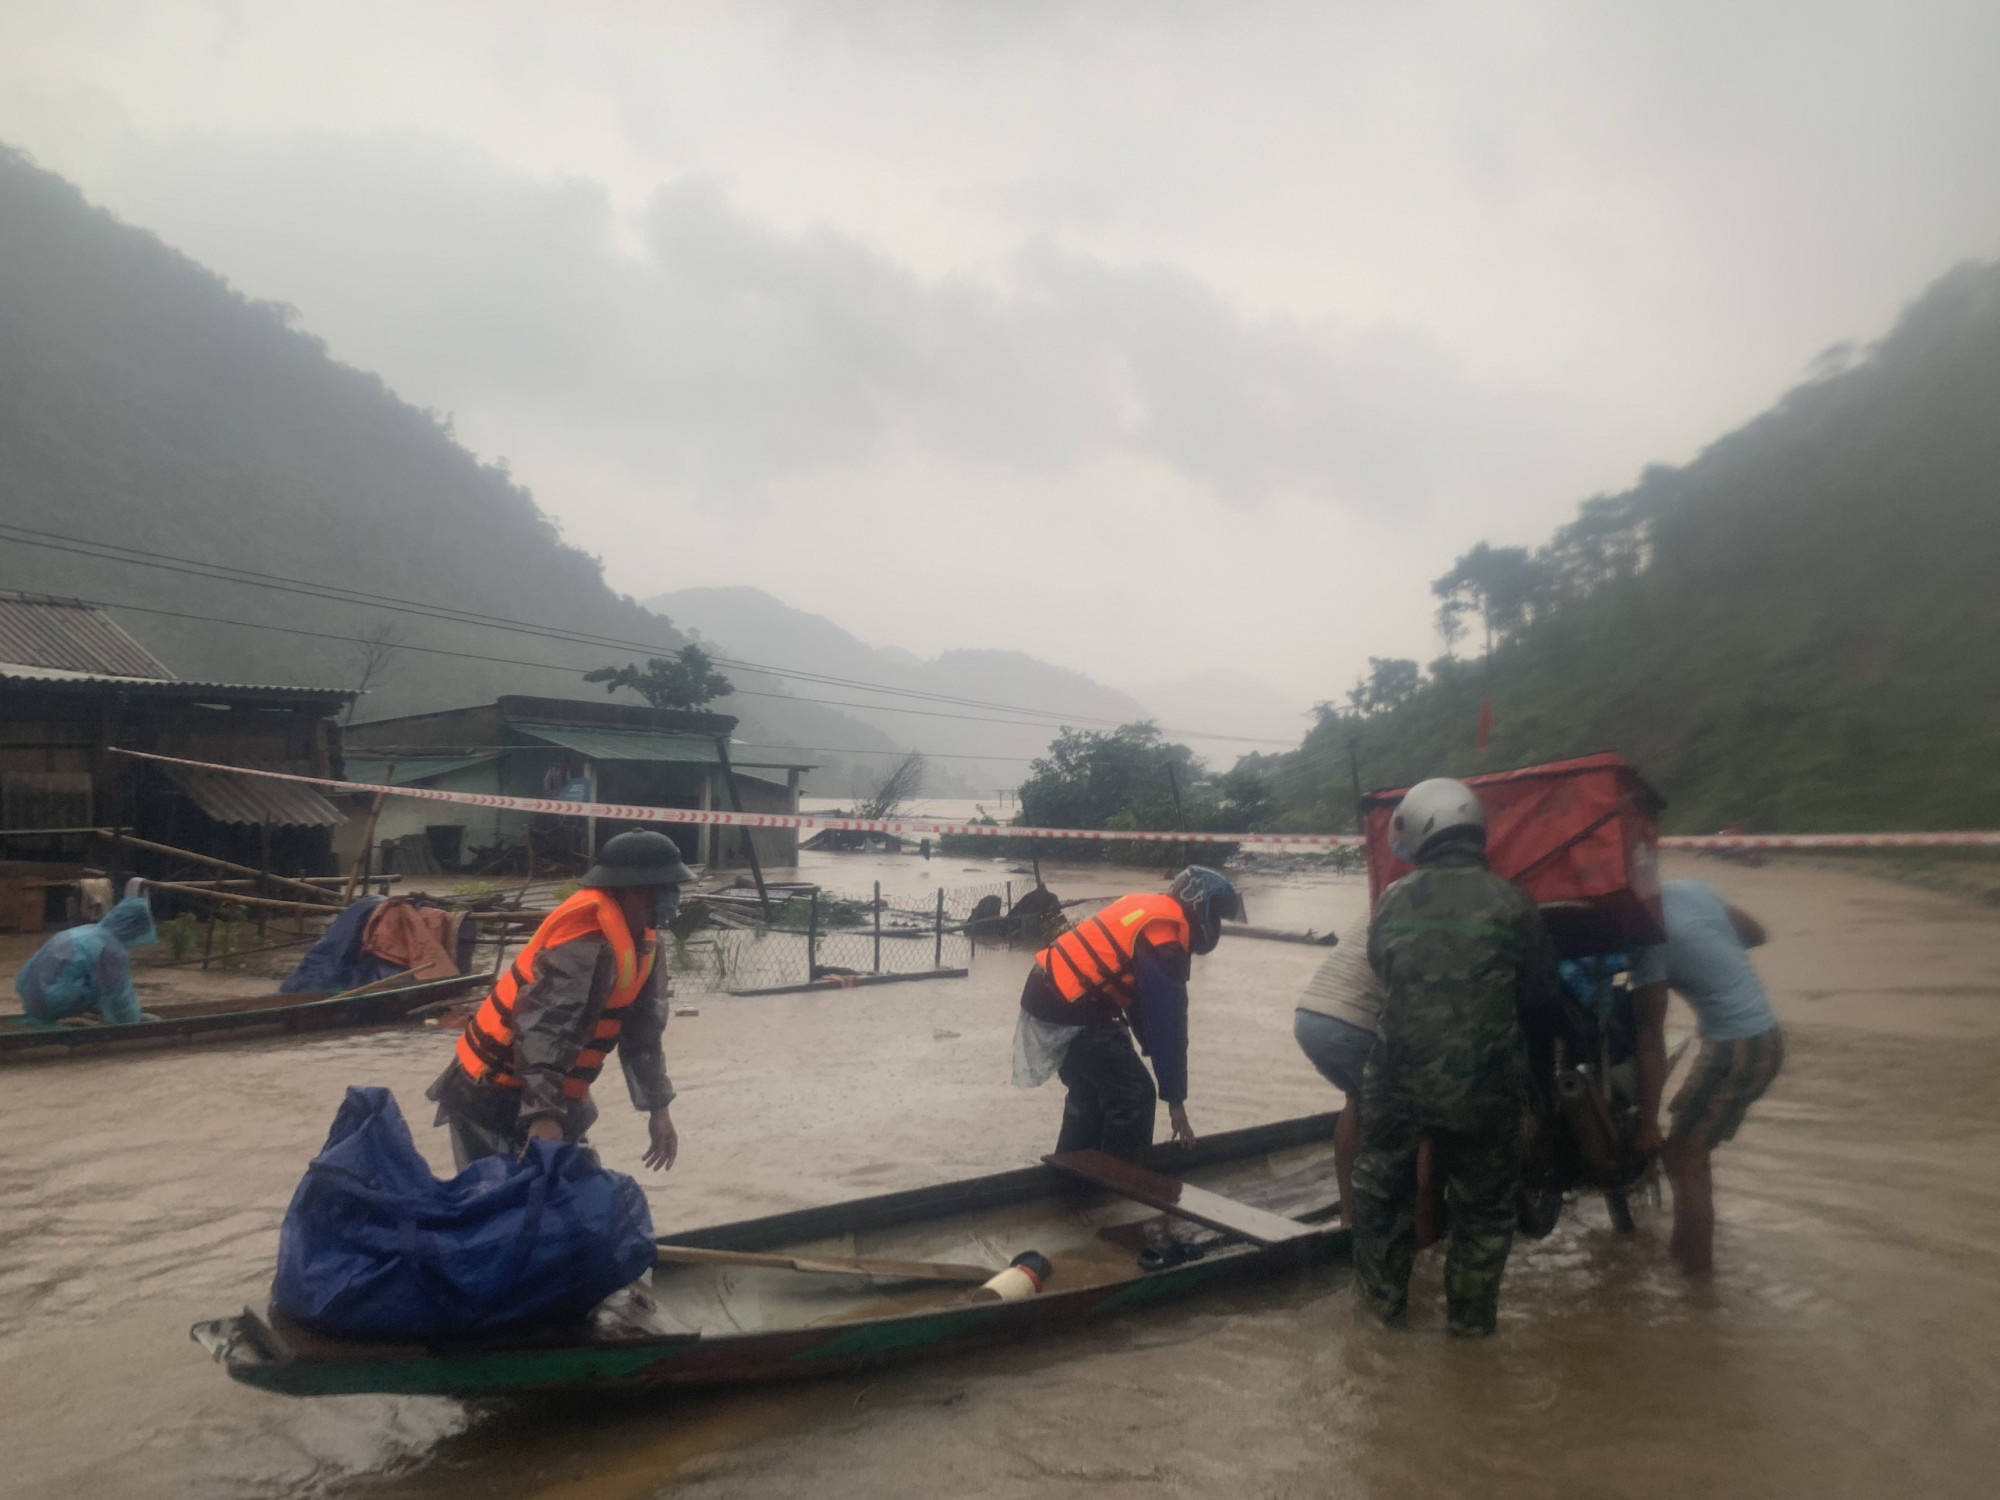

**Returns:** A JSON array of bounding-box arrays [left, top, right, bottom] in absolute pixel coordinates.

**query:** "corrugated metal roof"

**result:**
[[0, 593, 175, 678], [0, 668, 353, 700], [344, 754, 500, 786], [0, 664, 178, 685], [158, 762, 345, 827], [513, 723, 722, 765]]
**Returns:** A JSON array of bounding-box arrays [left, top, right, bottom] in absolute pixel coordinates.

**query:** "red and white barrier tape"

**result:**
[[107, 749, 2000, 851], [1659, 831, 2000, 850]]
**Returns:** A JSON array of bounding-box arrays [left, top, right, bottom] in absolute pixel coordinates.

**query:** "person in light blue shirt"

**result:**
[[1632, 879, 1783, 1276], [15, 886, 158, 1026]]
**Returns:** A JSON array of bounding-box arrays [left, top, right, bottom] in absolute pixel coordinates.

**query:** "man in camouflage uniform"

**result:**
[[1352, 778, 1563, 1337]]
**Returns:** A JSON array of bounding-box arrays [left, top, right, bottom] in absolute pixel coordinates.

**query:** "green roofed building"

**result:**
[[341, 696, 815, 876]]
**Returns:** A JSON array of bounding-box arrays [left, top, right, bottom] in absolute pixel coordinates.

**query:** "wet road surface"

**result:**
[[1, 855, 1995, 1498]]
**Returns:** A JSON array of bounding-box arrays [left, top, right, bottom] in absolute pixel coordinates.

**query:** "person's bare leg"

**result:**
[[1663, 1139, 1716, 1275], [1334, 1100, 1362, 1224], [1414, 1138, 1444, 1250]]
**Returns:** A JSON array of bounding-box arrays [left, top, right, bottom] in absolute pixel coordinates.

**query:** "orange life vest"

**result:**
[[1033, 892, 1190, 1010], [456, 887, 656, 1102]]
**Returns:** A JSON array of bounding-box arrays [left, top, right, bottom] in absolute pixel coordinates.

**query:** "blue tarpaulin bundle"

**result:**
[[272, 1087, 656, 1340]]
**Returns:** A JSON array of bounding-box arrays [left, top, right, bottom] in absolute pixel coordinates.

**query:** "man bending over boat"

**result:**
[[1294, 921, 1441, 1246], [1012, 866, 1244, 1161], [14, 878, 157, 1026], [428, 830, 687, 1173], [1630, 880, 1783, 1276]]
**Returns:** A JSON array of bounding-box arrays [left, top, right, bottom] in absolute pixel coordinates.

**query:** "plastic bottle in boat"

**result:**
[[975, 1251, 1052, 1301]]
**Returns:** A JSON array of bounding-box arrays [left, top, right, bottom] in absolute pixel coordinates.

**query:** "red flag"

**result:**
[[1475, 691, 1494, 756]]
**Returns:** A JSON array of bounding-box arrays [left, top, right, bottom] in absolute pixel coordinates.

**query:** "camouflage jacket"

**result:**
[[1366, 844, 1564, 1124]]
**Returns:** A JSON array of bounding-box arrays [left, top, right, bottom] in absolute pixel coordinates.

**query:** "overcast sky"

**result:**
[[3, 1, 1996, 716]]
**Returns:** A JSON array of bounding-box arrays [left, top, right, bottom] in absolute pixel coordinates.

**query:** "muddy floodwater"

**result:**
[[2, 854, 1995, 1498]]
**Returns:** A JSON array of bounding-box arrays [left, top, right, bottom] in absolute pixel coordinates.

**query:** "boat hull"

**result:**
[[0, 972, 488, 1060], [193, 1114, 1349, 1398]]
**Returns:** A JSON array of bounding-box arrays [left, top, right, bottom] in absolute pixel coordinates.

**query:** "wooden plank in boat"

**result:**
[[655, 1244, 994, 1284], [1044, 1150, 1317, 1246], [656, 1113, 1338, 1255]]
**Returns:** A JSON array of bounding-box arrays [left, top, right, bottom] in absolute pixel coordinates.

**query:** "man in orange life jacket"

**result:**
[[426, 830, 690, 1172], [1012, 866, 1245, 1160]]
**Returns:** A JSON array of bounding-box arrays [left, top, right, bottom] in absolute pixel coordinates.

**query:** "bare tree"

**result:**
[[857, 752, 926, 819], [344, 618, 408, 723]]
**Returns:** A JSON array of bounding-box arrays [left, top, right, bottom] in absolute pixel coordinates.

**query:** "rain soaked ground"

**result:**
[[2, 853, 1996, 1499]]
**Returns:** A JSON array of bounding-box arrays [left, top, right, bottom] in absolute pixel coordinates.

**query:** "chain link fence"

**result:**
[[668, 879, 1020, 995]]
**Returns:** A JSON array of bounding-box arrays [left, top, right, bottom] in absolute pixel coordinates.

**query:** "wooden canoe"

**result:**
[[191, 1112, 1349, 1398], [0, 971, 491, 1060]]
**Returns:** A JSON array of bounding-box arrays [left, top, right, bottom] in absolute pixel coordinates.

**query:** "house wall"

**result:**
[[344, 702, 506, 750], [336, 701, 809, 874], [338, 759, 510, 871], [586, 758, 712, 868], [1, 686, 346, 875]]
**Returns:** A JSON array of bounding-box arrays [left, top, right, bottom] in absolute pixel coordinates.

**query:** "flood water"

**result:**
[[2, 854, 1995, 1498]]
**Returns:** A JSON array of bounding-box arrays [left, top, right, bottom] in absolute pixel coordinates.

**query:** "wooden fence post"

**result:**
[[343, 763, 396, 904]]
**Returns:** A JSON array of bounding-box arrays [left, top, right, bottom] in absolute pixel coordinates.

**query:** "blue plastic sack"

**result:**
[[272, 1087, 656, 1340], [280, 896, 397, 994]]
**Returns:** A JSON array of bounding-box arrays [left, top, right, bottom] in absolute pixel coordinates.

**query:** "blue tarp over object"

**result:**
[[280, 896, 399, 994], [271, 1087, 656, 1340]]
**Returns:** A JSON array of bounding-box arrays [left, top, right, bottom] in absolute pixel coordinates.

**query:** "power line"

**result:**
[[0, 521, 1295, 745], [95, 597, 1065, 741], [92, 600, 1285, 773]]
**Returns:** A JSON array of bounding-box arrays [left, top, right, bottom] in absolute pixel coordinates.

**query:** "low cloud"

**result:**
[[106, 133, 1548, 512]]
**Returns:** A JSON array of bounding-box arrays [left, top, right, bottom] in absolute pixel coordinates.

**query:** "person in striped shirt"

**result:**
[[1632, 879, 1784, 1276]]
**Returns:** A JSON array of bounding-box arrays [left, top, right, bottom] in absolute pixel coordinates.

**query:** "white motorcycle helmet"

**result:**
[[1390, 778, 1486, 861]]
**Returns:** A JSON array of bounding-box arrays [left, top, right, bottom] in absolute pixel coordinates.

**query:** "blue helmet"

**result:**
[[1169, 866, 1245, 955]]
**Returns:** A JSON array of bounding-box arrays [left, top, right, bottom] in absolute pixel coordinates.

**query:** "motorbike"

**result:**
[[1357, 754, 1673, 1241], [1517, 952, 1654, 1238]]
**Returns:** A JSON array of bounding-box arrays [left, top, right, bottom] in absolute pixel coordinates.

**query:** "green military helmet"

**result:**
[[581, 829, 695, 889]]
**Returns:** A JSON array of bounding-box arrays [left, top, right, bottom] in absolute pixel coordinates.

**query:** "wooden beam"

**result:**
[[727, 967, 969, 997], [165, 874, 402, 891], [113, 833, 340, 904], [1043, 1150, 1318, 1246], [1221, 923, 1340, 946], [142, 880, 344, 916], [342, 763, 396, 904], [713, 738, 772, 920]]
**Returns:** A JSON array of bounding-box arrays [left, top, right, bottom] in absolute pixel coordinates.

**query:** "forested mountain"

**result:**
[[0, 146, 898, 785], [1268, 259, 2000, 833]]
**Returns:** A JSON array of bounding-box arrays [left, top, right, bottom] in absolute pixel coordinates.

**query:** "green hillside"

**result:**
[[0, 146, 896, 780], [1267, 260, 2000, 833]]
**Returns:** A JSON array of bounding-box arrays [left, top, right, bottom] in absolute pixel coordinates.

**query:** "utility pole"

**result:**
[[713, 737, 772, 921], [1347, 733, 1365, 835]]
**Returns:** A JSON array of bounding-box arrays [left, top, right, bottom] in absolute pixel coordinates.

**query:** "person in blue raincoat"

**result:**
[[15, 881, 158, 1025]]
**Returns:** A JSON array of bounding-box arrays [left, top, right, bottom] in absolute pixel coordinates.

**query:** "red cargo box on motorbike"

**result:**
[[1361, 753, 1666, 958]]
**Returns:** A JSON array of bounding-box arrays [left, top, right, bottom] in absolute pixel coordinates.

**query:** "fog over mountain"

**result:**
[[7, 4, 1993, 701], [1129, 670, 1308, 768], [650, 586, 1164, 792], [0, 147, 906, 793]]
